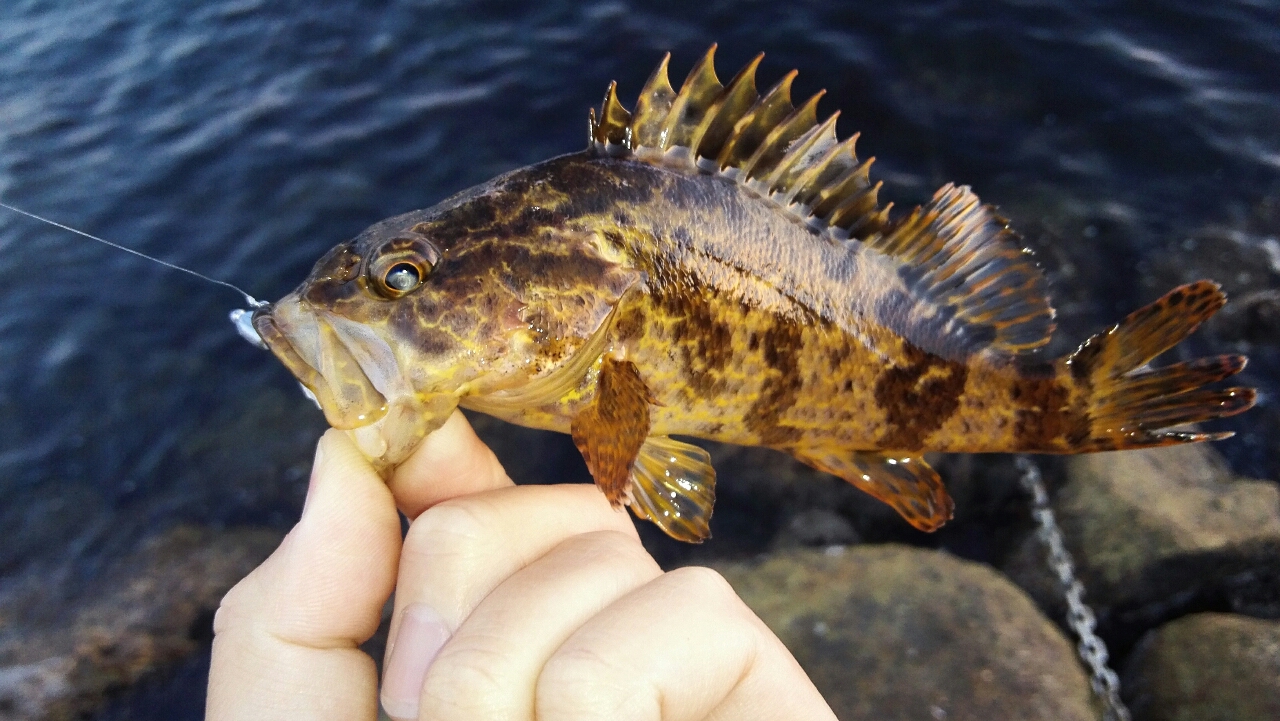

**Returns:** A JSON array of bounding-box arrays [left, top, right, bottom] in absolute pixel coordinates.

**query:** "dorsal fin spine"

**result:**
[[632, 53, 676, 149], [715, 69, 797, 170], [591, 49, 1056, 356], [828, 178, 883, 231], [593, 81, 632, 149], [742, 89, 825, 182], [772, 112, 841, 203], [810, 154, 872, 218], [694, 53, 763, 165], [793, 132, 859, 208], [852, 200, 892, 238], [661, 44, 724, 151], [762, 106, 834, 199]]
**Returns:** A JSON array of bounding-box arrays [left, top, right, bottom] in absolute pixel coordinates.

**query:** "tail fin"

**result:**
[[1066, 280, 1255, 450]]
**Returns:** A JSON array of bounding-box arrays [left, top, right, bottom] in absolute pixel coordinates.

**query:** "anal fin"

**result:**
[[629, 436, 717, 543], [792, 447, 953, 532]]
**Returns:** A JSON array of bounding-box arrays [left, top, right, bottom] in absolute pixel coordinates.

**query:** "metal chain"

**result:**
[[1015, 456, 1131, 721]]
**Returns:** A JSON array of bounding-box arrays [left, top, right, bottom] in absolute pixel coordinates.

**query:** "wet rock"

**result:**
[[771, 508, 861, 549], [1210, 287, 1280, 347], [713, 545, 1095, 721], [0, 525, 280, 721], [1122, 612, 1280, 721], [1003, 444, 1280, 649]]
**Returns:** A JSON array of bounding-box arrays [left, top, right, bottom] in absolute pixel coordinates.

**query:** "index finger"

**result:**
[[388, 410, 514, 519]]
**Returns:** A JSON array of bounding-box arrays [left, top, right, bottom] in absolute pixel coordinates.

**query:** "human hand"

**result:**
[[207, 411, 836, 720]]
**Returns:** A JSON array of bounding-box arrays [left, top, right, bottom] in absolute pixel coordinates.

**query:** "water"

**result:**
[[1, 0, 1277, 716]]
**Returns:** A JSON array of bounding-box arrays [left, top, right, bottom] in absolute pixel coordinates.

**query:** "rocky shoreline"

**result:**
[[2, 440, 1277, 721]]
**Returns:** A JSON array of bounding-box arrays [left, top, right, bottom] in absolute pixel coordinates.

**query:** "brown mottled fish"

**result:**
[[251, 47, 1256, 542]]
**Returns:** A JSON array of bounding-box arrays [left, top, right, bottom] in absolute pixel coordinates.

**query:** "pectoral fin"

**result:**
[[792, 447, 953, 531], [629, 435, 717, 543], [570, 357, 717, 542], [571, 357, 654, 505]]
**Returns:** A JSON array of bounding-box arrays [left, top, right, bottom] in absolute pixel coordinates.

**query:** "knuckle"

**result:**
[[566, 529, 649, 562], [538, 646, 652, 720], [667, 565, 739, 606], [400, 502, 496, 592], [405, 500, 489, 555], [551, 530, 662, 586], [419, 643, 511, 718], [665, 566, 762, 630]]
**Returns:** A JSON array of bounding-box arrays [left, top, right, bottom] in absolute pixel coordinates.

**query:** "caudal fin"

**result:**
[[1067, 281, 1255, 450]]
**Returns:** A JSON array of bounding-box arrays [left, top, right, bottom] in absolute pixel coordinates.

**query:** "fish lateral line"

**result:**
[[0, 199, 267, 310]]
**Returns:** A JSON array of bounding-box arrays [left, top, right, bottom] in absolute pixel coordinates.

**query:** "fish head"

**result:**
[[253, 196, 639, 471]]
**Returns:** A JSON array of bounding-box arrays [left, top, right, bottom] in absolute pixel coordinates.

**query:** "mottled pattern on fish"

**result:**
[[254, 47, 1255, 542]]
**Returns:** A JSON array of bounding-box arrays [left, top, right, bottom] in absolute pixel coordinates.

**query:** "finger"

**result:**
[[389, 409, 513, 519], [537, 566, 837, 721], [416, 530, 662, 720], [380, 484, 636, 719], [207, 430, 402, 721]]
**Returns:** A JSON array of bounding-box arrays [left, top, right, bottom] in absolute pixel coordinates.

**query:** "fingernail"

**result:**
[[301, 437, 326, 517], [381, 603, 450, 720]]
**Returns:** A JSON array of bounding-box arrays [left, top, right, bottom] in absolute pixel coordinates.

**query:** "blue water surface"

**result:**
[[1, 0, 1278, 716]]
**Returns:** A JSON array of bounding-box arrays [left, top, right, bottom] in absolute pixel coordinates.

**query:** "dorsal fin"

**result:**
[[873, 184, 1055, 353], [589, 47, 1056, 355], [589, 45, 886, 237]]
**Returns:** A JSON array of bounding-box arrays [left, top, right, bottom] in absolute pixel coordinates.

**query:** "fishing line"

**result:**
[[0, 200, 266, 308]]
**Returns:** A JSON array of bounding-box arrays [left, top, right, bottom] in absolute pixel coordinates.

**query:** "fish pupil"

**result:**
[[385, 263, 420, 291]]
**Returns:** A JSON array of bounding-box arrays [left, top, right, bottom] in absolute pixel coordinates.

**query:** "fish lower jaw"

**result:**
[[345, 393, 460, 475]]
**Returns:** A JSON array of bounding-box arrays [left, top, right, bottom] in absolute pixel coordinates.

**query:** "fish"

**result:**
[[249, 46, 1256, 543]]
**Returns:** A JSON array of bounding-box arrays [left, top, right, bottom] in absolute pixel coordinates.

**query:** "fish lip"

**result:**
[[252, 308, 323, 390], [252, 301, 390, 430]]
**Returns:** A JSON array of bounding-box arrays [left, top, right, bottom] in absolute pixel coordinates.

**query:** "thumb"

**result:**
[[388, 410, 514, 519]]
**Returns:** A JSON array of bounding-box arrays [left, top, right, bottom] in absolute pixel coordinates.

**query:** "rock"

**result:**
[[1004, 443, 1280, 645], [0, 525, 281, 721], [770, 508, 861, 549], [1122, 612, 1280, 721], [713, 544, 1096, 721]]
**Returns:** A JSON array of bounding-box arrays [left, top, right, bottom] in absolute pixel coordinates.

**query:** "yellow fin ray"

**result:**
[[1067, 281, 1255, 450], [740, 89, 824, 181], [869, 184, 1055, 355], [792, 447, 953, 532], [767, 111, 840, 205], [628, 435, 717, 543]]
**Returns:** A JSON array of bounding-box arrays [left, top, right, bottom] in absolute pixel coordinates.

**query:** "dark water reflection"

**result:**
[[1, 0, 1278, 716]]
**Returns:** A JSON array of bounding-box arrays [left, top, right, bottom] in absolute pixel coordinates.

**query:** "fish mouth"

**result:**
[[253, 296, 402, 431], [253, 295, 457, 472]]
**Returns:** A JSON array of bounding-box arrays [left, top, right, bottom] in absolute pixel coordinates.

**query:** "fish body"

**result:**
[[253, 47, 1254, 541]]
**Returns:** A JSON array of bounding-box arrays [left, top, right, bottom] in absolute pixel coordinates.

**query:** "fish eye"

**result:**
[[368, 233, 441, 299], [384, 263, 421, 292]]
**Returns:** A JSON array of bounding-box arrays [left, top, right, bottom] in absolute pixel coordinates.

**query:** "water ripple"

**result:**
[[0, 4, 1276, 679]]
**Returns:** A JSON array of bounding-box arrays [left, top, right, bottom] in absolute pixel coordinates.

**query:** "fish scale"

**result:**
[[250, 46, 1255, 543]]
